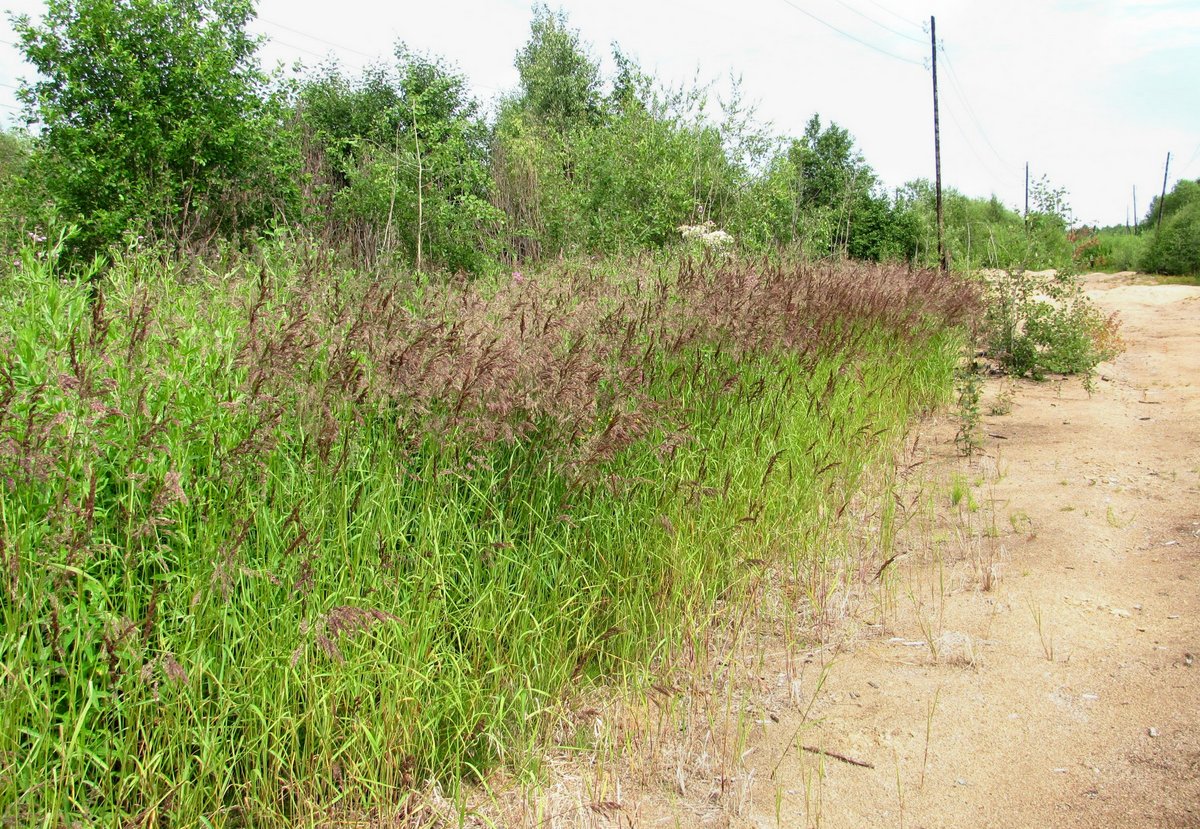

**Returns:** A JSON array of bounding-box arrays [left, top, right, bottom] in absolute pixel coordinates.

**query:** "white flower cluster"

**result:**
[[677, 220, 734, 249]]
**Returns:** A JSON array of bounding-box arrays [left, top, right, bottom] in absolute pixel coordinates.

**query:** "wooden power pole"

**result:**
[[931, 16, 947, 273], [1132, 185, 1138, 234], [1024, 162, 1030, 232], [1156, 151, 1171, 236]]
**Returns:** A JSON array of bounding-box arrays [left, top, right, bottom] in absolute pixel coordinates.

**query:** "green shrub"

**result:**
[[897, 176, 1079, 273], [297, 49, 501, 272], [1141, 193, 1200, 276], [13, 0, 298, 260], [0, 130, 51, 252], [1081, 229, 1146, 272], [984, 268, 1124, 379]]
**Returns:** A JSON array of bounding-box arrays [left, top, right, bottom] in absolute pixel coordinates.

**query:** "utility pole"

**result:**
[[1024, 162, 1030, 233], [931, 16, 947, 273], [1132, 185, 1138, 235], [1156, 151, 1171, 236]]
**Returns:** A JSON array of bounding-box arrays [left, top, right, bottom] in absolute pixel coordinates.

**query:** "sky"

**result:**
[[2, 0, 1198, 227]]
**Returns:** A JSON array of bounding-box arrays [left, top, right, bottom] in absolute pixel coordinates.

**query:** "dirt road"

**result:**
[[746, 273, 1200, 828], [475, 274, 1200, 829]]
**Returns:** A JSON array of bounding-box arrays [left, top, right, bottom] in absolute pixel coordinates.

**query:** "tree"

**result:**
[[790, 115, 874, 214], [514, 5, 602, 134], [0, 130, 48, 249], [778, 115, 887, 257], [13, 0, 294, 257], [1141, 179, 1200, 275], [296, 47, 500, 271]]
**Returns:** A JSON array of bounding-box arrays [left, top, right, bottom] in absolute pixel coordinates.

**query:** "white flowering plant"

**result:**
[[677, 220, 734, 252]]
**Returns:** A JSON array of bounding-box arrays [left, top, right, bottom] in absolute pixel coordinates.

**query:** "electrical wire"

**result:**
[[267, 35, 348, 63], [259, 17, 380, 61], [1183, 139, 1200, 176], [257, 20, 505, 94], [861, 0, 926, 33], [829, 0, 925, 45], [938, 45, 1011, 171], [775, 0, 924, 66], [941, 100, 1019, 194]]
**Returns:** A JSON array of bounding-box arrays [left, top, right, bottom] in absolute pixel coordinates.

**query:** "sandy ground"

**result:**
[[740, 272, 1200, 828], [469, 273, 1200, 829]]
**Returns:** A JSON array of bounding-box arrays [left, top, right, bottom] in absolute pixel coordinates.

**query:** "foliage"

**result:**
[[899, 176, 1076, 273], [1022, 175, 1077, 271], [0, 129, 51, 251], [983, 268, 1123, 379], [793, 115, 873, 216], [5, 2, 1091, 277], [726, 115, 918, 261], [13, 0, 297, 260], [954, 361, 984, 457], [297, 48, 501, 272], [1078, 226, 1145, 272], [1140, 178, 1200, 276], [492, 53, 737, 259], [514, 4, 603, 134]]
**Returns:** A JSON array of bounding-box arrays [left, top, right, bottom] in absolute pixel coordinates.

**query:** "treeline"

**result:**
[[1081, 178, 1200, 276], [0, 0, 1085, 273]]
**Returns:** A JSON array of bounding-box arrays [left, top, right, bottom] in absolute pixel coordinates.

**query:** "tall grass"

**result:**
[[0, 237, 975, 825], [1080, 229, 1146, 273]]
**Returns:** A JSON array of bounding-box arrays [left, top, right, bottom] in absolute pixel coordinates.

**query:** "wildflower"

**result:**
[[512, 271, 525, 284], [705, 230, 734, 248], [677, 222, 734, 250]]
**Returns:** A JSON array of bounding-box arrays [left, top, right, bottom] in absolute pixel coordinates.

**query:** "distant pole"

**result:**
[[1132, 185, 1138, 235], [1024, 162, 1030, 232], [931, 16, 946, 273], [1155, 151, 1171, 236]]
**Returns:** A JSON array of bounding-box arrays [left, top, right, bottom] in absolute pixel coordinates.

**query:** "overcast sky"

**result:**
[[3, 0, 1198, 227]]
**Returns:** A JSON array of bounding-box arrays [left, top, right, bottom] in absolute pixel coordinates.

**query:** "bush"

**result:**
[[984, 268, 1123, 379], [491, 71, 738, 260], [297, 50, 501, 272], [13, 0, 297, 260], [1140, 188, 1200, 276], [0, 130, 51, 251], [1081, 229, 1146, 272], [898, 177, 1079, 273]]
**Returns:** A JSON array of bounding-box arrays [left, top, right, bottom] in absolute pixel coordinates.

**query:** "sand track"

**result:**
[[745, 273, 1200, 828], [474, 274, 1200, 829]]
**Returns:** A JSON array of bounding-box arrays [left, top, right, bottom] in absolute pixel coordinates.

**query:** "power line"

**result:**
[[259, 23, 507, 95], [861, 0, 925, 32], [259, 33, 377, 79], [1183, 139, 1200, 175], [941, 101, 1018, 193], [259, 17, 380, 61], [267, 35, 345, 62], [829, 0, 926, 45], [937, 45, 1010, 171], [775, 0, 923, 66]]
